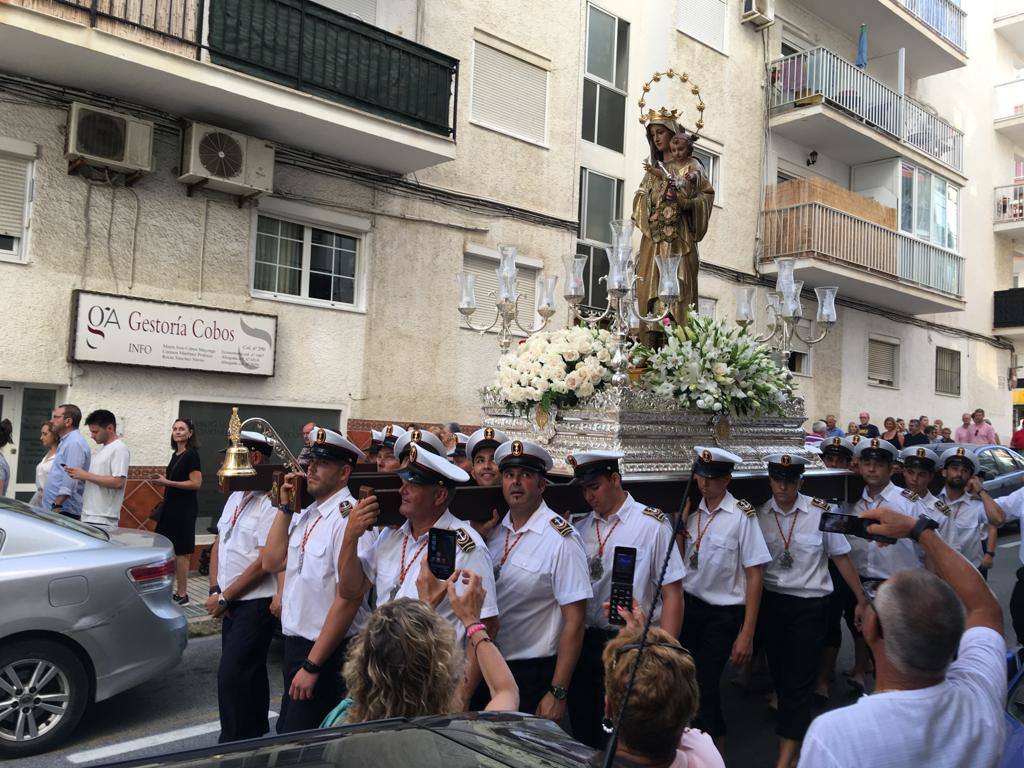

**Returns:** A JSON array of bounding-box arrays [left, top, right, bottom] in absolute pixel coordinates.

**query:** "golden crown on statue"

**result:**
[[637, 69, 706, 136]]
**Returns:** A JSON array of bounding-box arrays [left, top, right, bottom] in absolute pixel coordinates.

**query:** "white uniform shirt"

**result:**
[[998, 485, 1024, 564], [681, 491, 771, 606], [215, 490, 278, 600], [848, 483, 926, 581], [930, 489, 987, 566], [360, 509, 498, 644], [486, 501, 592, 660], [575, 493, 686, 630], [798, 627, 1006, 768], [281, 486, 370, 642], [757, 493, 851, 598]]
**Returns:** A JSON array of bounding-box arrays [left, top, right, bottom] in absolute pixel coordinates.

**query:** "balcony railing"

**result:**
[[762, 203, 964, 297], [42, 0, 459, 138], [995, 288, 1024, 327], [995, 184, 1024, 223], [769, 48, 964, 172], [897, 0, 966, 51]]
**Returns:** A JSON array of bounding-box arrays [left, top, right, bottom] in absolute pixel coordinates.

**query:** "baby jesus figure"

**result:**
[[642, 131, 702, 246]]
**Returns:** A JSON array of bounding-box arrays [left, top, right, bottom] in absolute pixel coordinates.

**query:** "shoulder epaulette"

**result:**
[[643, 506, 668, 524], [811, 497, 830, 511], [901, 489, 920, 502], [550, 516, 572, 537], [934, 499, 951, 516], [736, 499, 755, 517], [339, 500, 353, 518], [455, 528, 476, 553]]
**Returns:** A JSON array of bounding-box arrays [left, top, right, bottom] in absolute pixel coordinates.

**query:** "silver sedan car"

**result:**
[[0, 497, 188, 757]]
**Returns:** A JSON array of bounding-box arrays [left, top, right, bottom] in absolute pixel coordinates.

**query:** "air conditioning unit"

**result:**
[[66, 102, 154, 174], [741, 0, 774, 26], [178, 123, 274, 197]]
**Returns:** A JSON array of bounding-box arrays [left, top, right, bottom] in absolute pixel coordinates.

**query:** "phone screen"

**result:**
[[428, 528, 457, 580], [818, 512, 896, 544], [608, 546, 637, 627], [611, 546, 637, 583]]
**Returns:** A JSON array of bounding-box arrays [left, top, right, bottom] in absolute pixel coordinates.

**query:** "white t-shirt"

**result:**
[[798, 627, 1007, 768], [81, 439, 131, 527]]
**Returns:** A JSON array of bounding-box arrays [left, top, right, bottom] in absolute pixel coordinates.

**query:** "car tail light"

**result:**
[[128, 558, 175, 594]]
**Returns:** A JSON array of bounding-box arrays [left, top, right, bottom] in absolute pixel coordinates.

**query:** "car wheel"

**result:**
[[0, 640, 89, 757]]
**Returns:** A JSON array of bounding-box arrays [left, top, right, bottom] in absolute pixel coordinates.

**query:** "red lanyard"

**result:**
[[501, 529, 525, 568], [773, 508, 799, 552], [396, 535, 430, 590], [594, 517, 621, 559], [228, 492, 253, 530], [693, 509, 720, 556]]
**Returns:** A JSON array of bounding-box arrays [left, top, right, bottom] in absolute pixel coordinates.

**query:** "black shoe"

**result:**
[[173, 593, 190, 605]]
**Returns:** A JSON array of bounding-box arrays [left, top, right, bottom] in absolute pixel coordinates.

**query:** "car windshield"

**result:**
[[0, 497, 109, 541]]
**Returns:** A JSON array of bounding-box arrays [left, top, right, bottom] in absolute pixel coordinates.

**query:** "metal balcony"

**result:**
[[994, 184, 1024, 237], [761, 202, 965, 315], [769, 48, 964, 175], [994, 288, 1024, 340]]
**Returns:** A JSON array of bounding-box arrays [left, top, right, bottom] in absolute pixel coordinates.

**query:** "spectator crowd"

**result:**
[[806, 409, 1024, 451]]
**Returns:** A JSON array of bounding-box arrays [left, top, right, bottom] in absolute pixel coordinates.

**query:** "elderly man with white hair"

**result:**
[[804, 420, 827, 448], [797, 506, 1005, 768]]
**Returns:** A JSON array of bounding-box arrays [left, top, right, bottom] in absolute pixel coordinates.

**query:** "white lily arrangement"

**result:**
[[488, 326, 617, 411], [633, 311, 794, 416]]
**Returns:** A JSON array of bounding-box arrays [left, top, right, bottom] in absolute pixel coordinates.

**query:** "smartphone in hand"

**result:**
[[427, 528, 457, 580], [608, 546, 637, 626], [819, 511, 897, 544]]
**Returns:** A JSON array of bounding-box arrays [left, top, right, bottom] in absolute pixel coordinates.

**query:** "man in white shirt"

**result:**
[[262, 426, 370, 733], [798, 505, 1006, 768], [931, 447, 1004, 569], [679, 446, 771, 748], [206, 431, 280, 742], [66, 409, 130, 529], [993, 483, 1024, 644], [565, 449, 685, 748], [483, 440, 592, 721]]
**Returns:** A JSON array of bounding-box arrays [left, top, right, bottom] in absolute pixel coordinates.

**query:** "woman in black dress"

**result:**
[[153, 418, 203, 604]]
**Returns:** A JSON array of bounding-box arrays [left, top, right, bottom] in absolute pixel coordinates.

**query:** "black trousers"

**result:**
[[823, 560, 859, 648], [471, 655, 557, 714], [760, 591, 828, 740], [218, 597, 276, 743], [679, 593, 744, 738], [277, 635, 350, 733], [1012, 567, 1024, 647], [568, 628, 616, 749]]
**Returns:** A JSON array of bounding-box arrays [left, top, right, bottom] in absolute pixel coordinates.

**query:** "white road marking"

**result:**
[[66, 711, 278, 764], [999, 539, 1021, 549]]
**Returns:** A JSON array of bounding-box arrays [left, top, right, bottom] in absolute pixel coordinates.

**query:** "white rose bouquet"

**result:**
[[488, 325, 616, 412], [633, 311, 794, 416]]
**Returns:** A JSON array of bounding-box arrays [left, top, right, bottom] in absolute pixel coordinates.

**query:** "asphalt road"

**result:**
[[20, 533, 1024, 768]]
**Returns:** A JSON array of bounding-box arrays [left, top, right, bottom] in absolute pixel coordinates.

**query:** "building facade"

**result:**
[[0, 0, 1019, 529]]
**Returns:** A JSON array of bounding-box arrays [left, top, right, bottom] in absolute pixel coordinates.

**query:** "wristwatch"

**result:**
[[908, 514, 940, 542], [208, 586, 221, 596], [301, 658, 322, 674], [217, 595, 228, 608], [548, 684, 568, 701]]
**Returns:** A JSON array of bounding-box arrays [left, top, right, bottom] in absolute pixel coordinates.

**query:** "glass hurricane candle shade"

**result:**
[[775, 257, 795, 297], [497, 244, 518, 275], [537, 275, 559, 313], [609, 219, 635, 252], [496, 266, 519, 303], [654, 254, 682, 302], [782, 281, 804, 319], [815, 286, 838, 323], [606, 246, 633, 293], [735, 286, 755, 324], [456, 271, 476, 313], [563, 253, 588, 301]]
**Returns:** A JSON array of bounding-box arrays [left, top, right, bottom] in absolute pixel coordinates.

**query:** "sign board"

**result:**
[[70, 291, 277, 376]]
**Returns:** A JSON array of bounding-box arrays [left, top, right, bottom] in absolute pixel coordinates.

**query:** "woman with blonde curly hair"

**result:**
[[322, 570, 517, 725], [604, 604, 724, 768]]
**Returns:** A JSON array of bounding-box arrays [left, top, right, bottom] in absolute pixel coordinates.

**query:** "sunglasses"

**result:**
[[612, 641, 693, 667]]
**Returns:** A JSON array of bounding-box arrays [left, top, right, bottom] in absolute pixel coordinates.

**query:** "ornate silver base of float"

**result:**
[[482, 388, 820, 476]]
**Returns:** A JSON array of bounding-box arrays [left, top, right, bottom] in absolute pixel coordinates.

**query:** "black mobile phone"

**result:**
[[818, 511, 897, 544], [427, 528, 457, 580], [608, 546, 637, 626]]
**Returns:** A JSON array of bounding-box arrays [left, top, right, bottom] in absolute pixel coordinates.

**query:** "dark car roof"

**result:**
[[95, 712, 598, 768]]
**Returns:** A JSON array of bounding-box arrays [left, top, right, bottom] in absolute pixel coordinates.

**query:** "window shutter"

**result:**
[[472, 42, 548, 144], [935, 347, 961, 396], [463, 253, 538, 331], [0, 154, 28, 239], [677, 0, 727, 53], [317, 0, 376, 23], [867, 339, 897, 386]]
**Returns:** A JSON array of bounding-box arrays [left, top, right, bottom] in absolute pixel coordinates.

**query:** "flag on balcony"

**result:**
[[856, 24, 868, 69]]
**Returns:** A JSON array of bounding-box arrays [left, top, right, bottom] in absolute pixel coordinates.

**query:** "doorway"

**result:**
[[0, 383, 59, 502]]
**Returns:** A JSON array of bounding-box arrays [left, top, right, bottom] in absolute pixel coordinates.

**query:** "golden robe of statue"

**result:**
[[631, 120, 715, 330]]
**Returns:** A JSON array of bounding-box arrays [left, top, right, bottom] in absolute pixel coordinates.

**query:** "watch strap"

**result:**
[[209, 585, 221, 596], [548, 684, 568, 701], [301, 658, 322, 674], [908, 514, 939, 542]]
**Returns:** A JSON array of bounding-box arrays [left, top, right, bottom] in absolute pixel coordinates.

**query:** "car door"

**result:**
[[990, 448, 1024, 499], [1001, 448, 1024, 498]]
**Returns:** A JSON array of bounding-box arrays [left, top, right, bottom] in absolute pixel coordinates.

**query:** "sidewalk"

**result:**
[[182, 573, 222, 638]]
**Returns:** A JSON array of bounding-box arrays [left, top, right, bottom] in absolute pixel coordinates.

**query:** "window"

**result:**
[[935, 347, 961, 396], [788, 318, 812, 376], [461, 252, 539, 331], [899, 162, 959, 251], [472, 41, 548, 145], [253, 215, 361, 308], [0, 147, 32, 262], [676, 0, 727, 54], [693, 146, 720, 201], [577, 168, 624, 309], [582, 5, 629, 152], [317, 0, 375, 22], [867, 338, 899, 387], [993, 448, 1020, 475]]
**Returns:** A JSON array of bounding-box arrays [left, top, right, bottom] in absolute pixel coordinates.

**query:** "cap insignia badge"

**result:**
[[385, 425, 394, 438], [781, 454, 792, 466], [408, 444, 418, 462], [956, 447, 965, 456], [511, 441, 524, 457], [870, 438, 880, 448], [315, 428, 326, 445], [484, 427, 494, 440], [916, 448, 926, 458], [566, 455, 577, 468], [701, 449, 712, 462], [411, 429, 421, 442]]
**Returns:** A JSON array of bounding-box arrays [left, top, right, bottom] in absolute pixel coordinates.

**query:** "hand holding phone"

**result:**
[[608, 546, 637, 626], [428, 528, 457, 580], [819, 511, 897, 544]]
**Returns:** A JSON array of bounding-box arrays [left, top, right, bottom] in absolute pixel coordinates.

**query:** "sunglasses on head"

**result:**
[[612, 641, 693, 667]]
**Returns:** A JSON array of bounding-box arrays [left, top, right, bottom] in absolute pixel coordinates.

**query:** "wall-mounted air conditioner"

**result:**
[[178, 123, 274, 197], [66, 102, 154, 174], [742, 0, 774, 27]]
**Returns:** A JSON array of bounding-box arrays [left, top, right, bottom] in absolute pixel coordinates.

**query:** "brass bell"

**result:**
[[217, 406, 256, 478]]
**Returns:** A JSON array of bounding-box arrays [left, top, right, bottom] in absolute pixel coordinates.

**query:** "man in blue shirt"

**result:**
[[42, 403, 91, 519], [824, 414, 844, 438]]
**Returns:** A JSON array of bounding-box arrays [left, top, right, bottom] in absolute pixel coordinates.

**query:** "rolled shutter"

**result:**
[[0, 154, 28, 239], [472, 42, 548, 144], [677, 0, 727, 53], [867, 339, 897, 386], [463, 253, 538, 331]]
